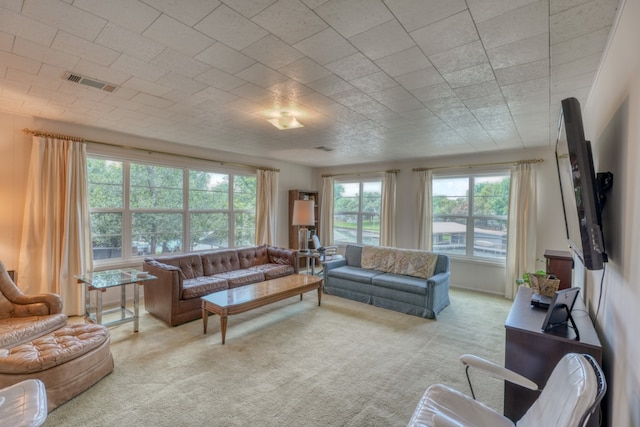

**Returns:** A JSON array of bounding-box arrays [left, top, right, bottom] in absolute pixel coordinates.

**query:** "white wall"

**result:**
[[317, 146, 569, 295], [580, 0, 640, 424]]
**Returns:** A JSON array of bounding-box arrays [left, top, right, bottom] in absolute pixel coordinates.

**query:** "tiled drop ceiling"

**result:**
[[0, 0, 620, 167]]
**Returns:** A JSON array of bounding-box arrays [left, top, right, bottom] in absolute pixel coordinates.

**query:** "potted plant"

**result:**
[[516, 270, 547, 287]]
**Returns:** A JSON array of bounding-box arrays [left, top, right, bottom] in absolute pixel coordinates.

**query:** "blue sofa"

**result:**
[[322, 244, 450, 319]]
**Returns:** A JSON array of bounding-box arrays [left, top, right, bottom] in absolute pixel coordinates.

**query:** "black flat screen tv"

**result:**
[[555, 97, 606, 270]]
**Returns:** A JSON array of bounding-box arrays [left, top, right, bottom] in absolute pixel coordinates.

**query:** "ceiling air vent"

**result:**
[[65, 72, 118, 93], [315, 146, 334, 152]]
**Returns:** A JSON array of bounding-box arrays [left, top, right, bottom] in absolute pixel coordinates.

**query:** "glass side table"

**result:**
[[75, 269, 156, 332], [295, 251, 320, 275]]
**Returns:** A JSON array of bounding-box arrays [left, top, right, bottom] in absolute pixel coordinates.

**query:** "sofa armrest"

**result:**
[[14, 294, 62, 315], [12, 293, 63, 316], [143, 259, 183, 326], [426, 271, 451, 318], [323, 258, 346, 271], [267, 246, 298, 273], [427, 271, 450, 288], [322, 258, 347, 282]]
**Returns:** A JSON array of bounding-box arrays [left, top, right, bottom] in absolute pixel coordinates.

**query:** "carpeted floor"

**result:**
[[44, 288, 512, 426]]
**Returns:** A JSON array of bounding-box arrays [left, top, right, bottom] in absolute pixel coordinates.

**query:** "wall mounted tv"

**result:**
[[555, 97, 612, 271]]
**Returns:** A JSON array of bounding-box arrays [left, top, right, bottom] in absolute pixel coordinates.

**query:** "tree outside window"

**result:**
[[130, 163, 183, 256], [88, 158, 123, 260], [87, 157, 257, 264], [333, 180, 382, 245], [432, 173, 510, 260]]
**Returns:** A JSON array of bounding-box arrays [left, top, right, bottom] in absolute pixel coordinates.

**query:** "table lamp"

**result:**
[[292, 199, 315, 253]]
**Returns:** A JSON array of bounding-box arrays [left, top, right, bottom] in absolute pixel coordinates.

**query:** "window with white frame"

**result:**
[[432, 172, 510, 261], [87, 156, 256, 264], [333, 179, 382, 246]]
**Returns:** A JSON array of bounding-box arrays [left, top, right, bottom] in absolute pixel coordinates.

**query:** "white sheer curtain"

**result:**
[[415, 169, 433, 250], [380, 171, 397, 246], [255, 169, 278, 245], [506, 162, 538, 299], [319, 176, 334, 245], [18, 136, 92, 315]]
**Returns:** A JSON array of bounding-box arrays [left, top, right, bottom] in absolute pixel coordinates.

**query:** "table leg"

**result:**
[[120, 284, 127, 320], [220, 315, 227, 345], [83, 282, 91, 321], [317, 286, 322, 306], [96, 290, 103, 325], [133, 282, 140, 332], [202, 302, 208, 334]]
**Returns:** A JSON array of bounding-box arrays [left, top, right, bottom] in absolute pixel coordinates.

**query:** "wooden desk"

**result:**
[[504, 287, 602, 426]]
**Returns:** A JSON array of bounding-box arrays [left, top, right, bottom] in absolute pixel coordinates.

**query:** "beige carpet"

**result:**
[[45, 288, 512, 427]]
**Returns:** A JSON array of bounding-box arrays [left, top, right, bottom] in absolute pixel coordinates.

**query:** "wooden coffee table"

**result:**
[[201, 274, 323, 344]]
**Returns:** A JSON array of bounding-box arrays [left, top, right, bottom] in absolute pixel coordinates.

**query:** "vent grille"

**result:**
[[315, 146, 334, 152], [65, 72, 118, 93]]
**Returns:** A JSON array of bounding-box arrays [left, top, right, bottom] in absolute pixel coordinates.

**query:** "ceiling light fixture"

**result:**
[[267, 112, 303, 130]]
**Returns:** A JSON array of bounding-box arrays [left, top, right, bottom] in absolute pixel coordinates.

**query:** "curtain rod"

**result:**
[[22, 128, 280, 172], [412, 158, 544, 172], [322, 169, 400, 178]]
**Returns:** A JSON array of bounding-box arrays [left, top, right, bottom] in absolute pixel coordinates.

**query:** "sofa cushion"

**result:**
[[249, 264, 295, 280], [216, 269, 265, 289], [362, 246, 397, 272], [393, 249, 439, 279], [0, 323, 110, 374], [0, 313, 68, 349], [371, 273, 428, 295], [434, 255, 449, 275], [201, 250, 240, 275], [236, 245, 269, 269], [345, 245, 363, 268], [182, 276, 229, 300], [327, 265, 383, 284]]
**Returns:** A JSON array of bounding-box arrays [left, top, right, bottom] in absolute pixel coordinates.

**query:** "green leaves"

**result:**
[[88, 158, 258, 259]]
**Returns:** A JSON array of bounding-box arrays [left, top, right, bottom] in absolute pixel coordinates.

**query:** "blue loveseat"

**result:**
[[322, 244, 450, 319]]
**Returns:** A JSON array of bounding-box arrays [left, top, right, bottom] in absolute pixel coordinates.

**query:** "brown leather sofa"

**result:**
[[143, 244, 298, 326], [0, 261, 114, 411]]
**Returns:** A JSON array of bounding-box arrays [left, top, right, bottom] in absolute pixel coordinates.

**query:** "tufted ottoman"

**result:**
[[0, 323, 114, 411]]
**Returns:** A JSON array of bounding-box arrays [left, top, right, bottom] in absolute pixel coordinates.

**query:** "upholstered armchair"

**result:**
[[0, 261, 63, 317], [0, 261, 114, 412], [0, 261, 67, 349]]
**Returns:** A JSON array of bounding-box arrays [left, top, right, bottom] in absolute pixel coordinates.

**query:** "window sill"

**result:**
[[446, 255, 506, 268]]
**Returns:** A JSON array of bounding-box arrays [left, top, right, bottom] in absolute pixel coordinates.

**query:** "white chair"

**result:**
[[407, 352, 606, 427], [0, 379, 47, 427], [311, 235, 343, 267]]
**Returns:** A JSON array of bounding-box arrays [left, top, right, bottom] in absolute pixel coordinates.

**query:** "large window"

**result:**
[[88, 157, 256, 264], [432, 172, 510, 260], [333, 180, 382, 245]]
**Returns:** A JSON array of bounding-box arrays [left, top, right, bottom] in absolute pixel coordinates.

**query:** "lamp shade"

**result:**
[[292, 200, 315, 226]]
